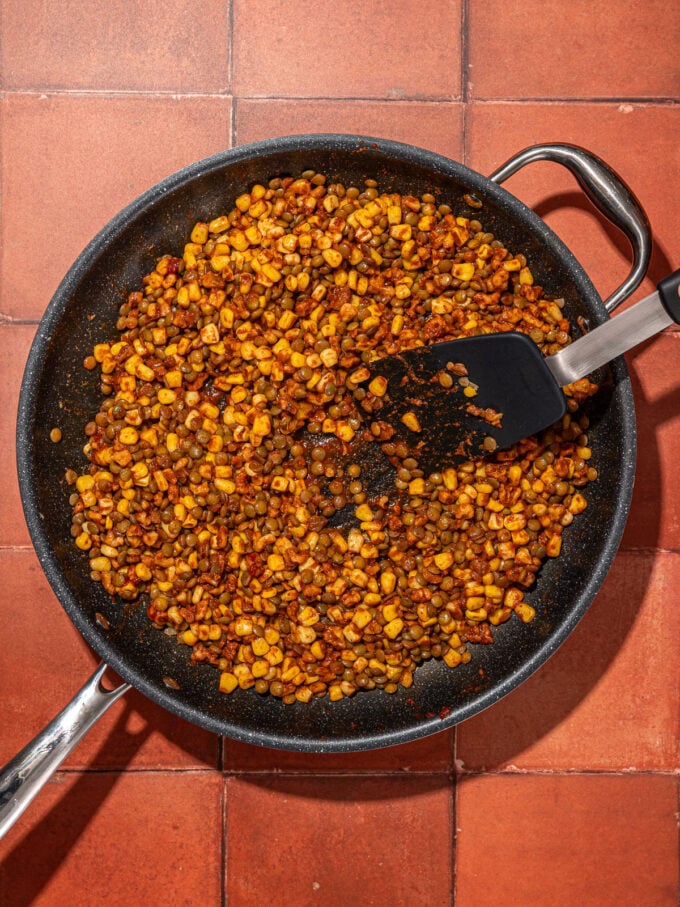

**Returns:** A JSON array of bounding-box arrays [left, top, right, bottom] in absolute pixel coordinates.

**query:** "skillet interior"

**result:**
[[17, 135, 636, 751]]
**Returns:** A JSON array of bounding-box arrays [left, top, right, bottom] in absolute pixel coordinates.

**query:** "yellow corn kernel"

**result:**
[[200, 323, 220, 345], [387, 205, 402, 225], [443, 647, 463, 668], [380, 572, 397, 595], [131, 462, 149, 483], [135, 362, 155, 382], [310, 640, 325, 661], [546, 535, 563, 557], [165, 370, 183, 388], [351, 608, 371, 630], [267, 553, 285, 572], [463, 385, 477, 398], [234, 617, 254, 637], [219, 672, 238, 694], [298, 606, 319, 627], [191, 222, 209, 244], [209, 215, 230, 234], [569, 493, 587, 514], [391, 313, 405, 335], [157, 388, 176, 405], [214, 478, 236, 494], [76, 532, 92, 551], [250, 659, 268, 679], [335, 422, 355, 442], [408, 478, 425, 496], [261, 263, 281, 283], [514, 602, 536, 623], [266, 645, 283, 666], [383, 617, 404, 639], [322, 248, 343, 268], [401, 411, 421, 433], [264, 626, 280, 645], [89, 556, 111, 573], [368, 375, 388, 397], [319, 348, 338, 368], [76, 474, 95, 493], [252, 637, 270, 656], [355, 503, 373, 522], [182, 629, 198, 646], [328, 683, 344, 702], [118, 427, 139, 446], [434, 551, 454, 570], [234, 193, 251, 212], [390, 223, 412, 241], [452, 262, 475, 281], [135, 563, 152, 581]]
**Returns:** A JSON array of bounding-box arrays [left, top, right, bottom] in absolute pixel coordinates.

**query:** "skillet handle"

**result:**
[[489, 143, 651, 313], [0, 663, 130, 840]]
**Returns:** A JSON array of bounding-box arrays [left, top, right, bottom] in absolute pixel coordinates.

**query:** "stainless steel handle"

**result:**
[[546, 288, 672, 386], [546, 268, 680, 385], [0, 664, 130, 840], [489, 143, 651, 313]]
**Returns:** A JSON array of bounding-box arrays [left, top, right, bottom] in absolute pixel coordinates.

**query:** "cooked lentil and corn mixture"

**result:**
[[67, 172, 599, 704]]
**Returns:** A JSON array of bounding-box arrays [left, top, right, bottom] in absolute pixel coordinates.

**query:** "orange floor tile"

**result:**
[[1, 3, 678, 905]]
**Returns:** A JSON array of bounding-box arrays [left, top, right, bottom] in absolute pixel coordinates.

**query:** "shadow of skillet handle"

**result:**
[[0, 663, 130, 840]]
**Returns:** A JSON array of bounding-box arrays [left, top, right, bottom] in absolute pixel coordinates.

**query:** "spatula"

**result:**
[[364, 269, 680, 471]]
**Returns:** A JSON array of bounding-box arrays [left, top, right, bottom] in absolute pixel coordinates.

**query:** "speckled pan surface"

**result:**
[[16, 135, 636, 752]]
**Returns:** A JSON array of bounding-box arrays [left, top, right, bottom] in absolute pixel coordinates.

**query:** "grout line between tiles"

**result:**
[[227, 0, 235, 147], [2, 88, 678, 105], [221, 770, 228, 907], [451, 731, 458, 906], [460, 0, 469, 168], [468, 96, 680, 106], [42, 765, 680, 779]]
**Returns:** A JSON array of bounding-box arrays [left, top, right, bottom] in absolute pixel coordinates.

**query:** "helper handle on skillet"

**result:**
[[489, 143, 651, 313], [0, 664, 130, 840]]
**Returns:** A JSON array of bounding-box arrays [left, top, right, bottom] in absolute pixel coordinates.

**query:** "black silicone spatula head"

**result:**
[[361, 269, 680, 474], [362, 333, 566, 473]]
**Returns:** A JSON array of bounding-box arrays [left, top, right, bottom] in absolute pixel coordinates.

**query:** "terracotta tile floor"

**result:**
[[1, 3, 678, 904]]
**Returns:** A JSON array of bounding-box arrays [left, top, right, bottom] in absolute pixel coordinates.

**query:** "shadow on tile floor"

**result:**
[[532, 191, 675, 295], [0, 702, 154, 905]]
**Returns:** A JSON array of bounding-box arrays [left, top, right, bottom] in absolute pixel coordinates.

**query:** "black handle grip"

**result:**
[[657, 269, 680, 324]]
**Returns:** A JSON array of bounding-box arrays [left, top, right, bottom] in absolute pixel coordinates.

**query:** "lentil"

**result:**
[[68, 172, 598, 703]]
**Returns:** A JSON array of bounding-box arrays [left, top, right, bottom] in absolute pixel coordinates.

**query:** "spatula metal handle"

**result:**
[[489, 143, 651, 313], [546, 269, 680, 387]]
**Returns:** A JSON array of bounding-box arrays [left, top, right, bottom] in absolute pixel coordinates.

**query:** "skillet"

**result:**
[[0, 136, 650, 836]]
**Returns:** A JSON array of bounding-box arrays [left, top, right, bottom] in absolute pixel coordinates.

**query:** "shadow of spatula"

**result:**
[[366, 269, 680, 473]]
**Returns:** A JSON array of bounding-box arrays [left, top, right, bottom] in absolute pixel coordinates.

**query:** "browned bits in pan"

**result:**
[[67, 173, 599, 704]]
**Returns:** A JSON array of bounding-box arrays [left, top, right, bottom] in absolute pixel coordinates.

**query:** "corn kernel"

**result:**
[[267, 553, 285, 571], [434, 551, 454, 570], [191, 222, 209, 244], [452, 262, 475, 281], [383, 618, 404, 639], [322, 248, 343, 268], [368, 376, 390, 399], [401, 411, 421, 433], [219, 672, 238, 694]]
